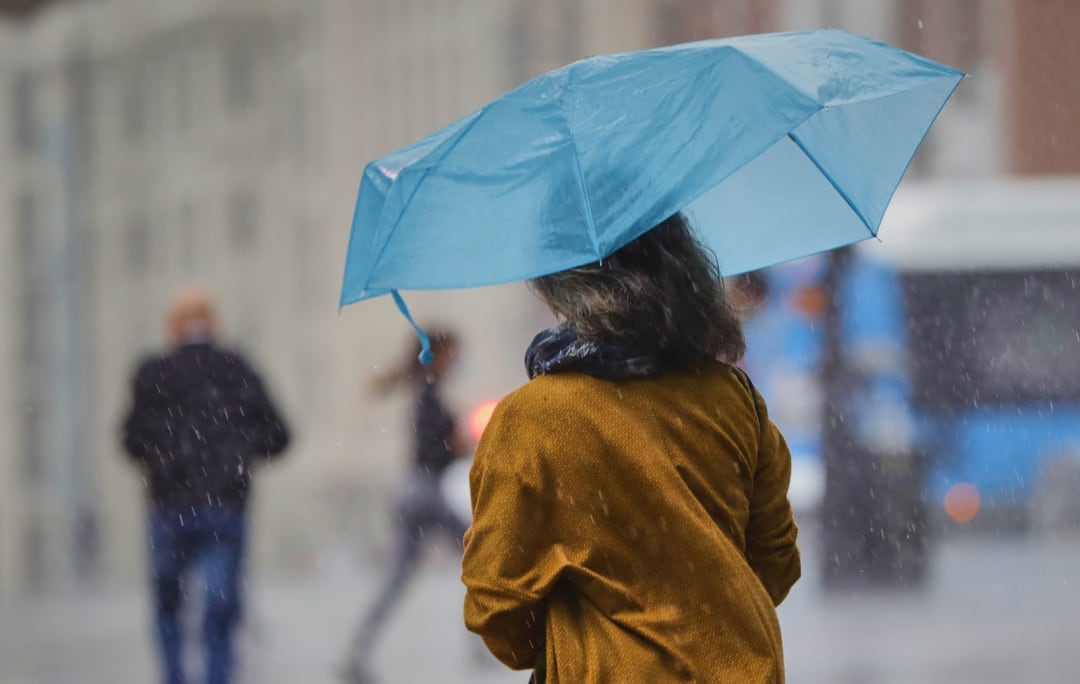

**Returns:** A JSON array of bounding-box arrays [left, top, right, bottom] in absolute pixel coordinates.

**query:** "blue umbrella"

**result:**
[[340, 30, 962, 358]]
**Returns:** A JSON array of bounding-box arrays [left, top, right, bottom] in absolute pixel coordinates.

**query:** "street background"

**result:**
[[3, 0, 1080, 682]]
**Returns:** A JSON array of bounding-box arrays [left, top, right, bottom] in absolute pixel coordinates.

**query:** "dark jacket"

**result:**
[[412, 381, 458, 478], [122, 342, 290, 511]]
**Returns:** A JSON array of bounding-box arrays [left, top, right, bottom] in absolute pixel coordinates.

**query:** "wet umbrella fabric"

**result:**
[[339, 29, 961, 327]]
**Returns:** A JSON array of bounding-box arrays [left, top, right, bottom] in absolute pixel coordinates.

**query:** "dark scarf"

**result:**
[[525, 324, 688, 380]]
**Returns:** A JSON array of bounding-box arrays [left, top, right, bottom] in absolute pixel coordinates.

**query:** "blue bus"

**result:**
[[743, 178, 1080, 529]]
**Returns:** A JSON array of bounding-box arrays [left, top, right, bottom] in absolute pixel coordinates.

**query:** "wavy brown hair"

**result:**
[[530, 212, 745, 364]]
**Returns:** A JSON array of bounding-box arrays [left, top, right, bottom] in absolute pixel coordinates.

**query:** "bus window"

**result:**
[[903, 269, 1080, 409]]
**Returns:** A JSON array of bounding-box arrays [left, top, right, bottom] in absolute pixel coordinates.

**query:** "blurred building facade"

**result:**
[[1, 0, 362, 593], [1, 0, 1077, 594], [0, 0, 655, 594]]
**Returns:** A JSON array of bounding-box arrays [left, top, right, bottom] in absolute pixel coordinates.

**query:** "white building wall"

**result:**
[[1, 0, 588, 592], [1, 0, 1007, 593], [0, 21, 19, 594], [0, 15, 78, 591]]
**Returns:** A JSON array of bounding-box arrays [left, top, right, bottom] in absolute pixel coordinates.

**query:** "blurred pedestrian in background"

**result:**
[[122, 285, 290, 684], [342, 329, 472, 684], [461, 213, 801, 683]]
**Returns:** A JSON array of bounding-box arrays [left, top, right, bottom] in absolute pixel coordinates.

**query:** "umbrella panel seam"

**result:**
[[359, 109, 490, 295], [869, 74, 965, 237], [787, 130, 875, 238], [560, 68, 602, 261]]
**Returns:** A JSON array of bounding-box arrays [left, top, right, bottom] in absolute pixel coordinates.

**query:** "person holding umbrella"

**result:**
[[342, 329, 472, 684], [460, 212, 800, 682], [335, 29, 963, 684]]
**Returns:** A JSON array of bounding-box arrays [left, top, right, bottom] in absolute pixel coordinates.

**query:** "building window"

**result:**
[[288, 92, 307, 163], [228, 188, 258, 251], [293, 220, 317, 306], [236, 306, 259, 346], [15, 191, 43, 485], [12, 69, 37, 155], [23, 517, 45, 588], [176, 54, 191, 132], [126, 215, 151, 273], [16, 191, 41, 365], [179, 203, 195, 273], [122, 67, 145, 141], [399, 56, 415, 138], [224, 39, 256, 113], [21, 406, 43, 485]]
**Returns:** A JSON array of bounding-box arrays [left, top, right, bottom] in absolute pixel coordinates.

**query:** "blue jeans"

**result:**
[[149, 507, 246, 684]]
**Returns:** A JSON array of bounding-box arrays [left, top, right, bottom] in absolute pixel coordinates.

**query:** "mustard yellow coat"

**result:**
[[462, 361, 800, 683]]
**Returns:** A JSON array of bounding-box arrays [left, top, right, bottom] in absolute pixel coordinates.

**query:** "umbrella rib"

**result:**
[[787, 131, 876, 238], [560, 70, 601, 260], [569, 142, 601, 259], [361, 110, 489, 293]]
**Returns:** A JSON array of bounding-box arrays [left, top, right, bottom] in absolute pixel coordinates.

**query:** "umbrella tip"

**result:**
[[418, 347, 434, 366], [391, 290, 434, 367]]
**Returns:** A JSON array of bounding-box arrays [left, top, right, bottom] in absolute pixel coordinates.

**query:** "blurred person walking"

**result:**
[[462, 213, 801, 683], [342, 329, 471, 684], [122, 286, 290, 684]]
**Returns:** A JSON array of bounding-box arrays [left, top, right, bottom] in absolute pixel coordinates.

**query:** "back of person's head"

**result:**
[[166, 284, 217, 346], [373, 327, 459, 395], [530, 212, 745, 364]]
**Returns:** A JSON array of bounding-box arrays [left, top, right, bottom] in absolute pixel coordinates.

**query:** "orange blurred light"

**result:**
[[792, 285, 828, 318], [944, 483, 980, 523], [470, 400, 499, 441]]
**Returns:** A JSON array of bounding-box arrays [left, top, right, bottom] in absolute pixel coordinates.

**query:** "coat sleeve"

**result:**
[[461, 396, 565, 671], [744, 385, 801, 605], [231, 355, 291, 459], [121, 360, 166, 462]]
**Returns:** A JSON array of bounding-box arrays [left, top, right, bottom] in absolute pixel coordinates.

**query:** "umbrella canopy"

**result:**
[[340, 29, 961, 310]]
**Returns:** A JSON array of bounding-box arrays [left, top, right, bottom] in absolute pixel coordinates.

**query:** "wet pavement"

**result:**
[[781, 531, 1080, 683], [5, 531, 1080, 683]]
